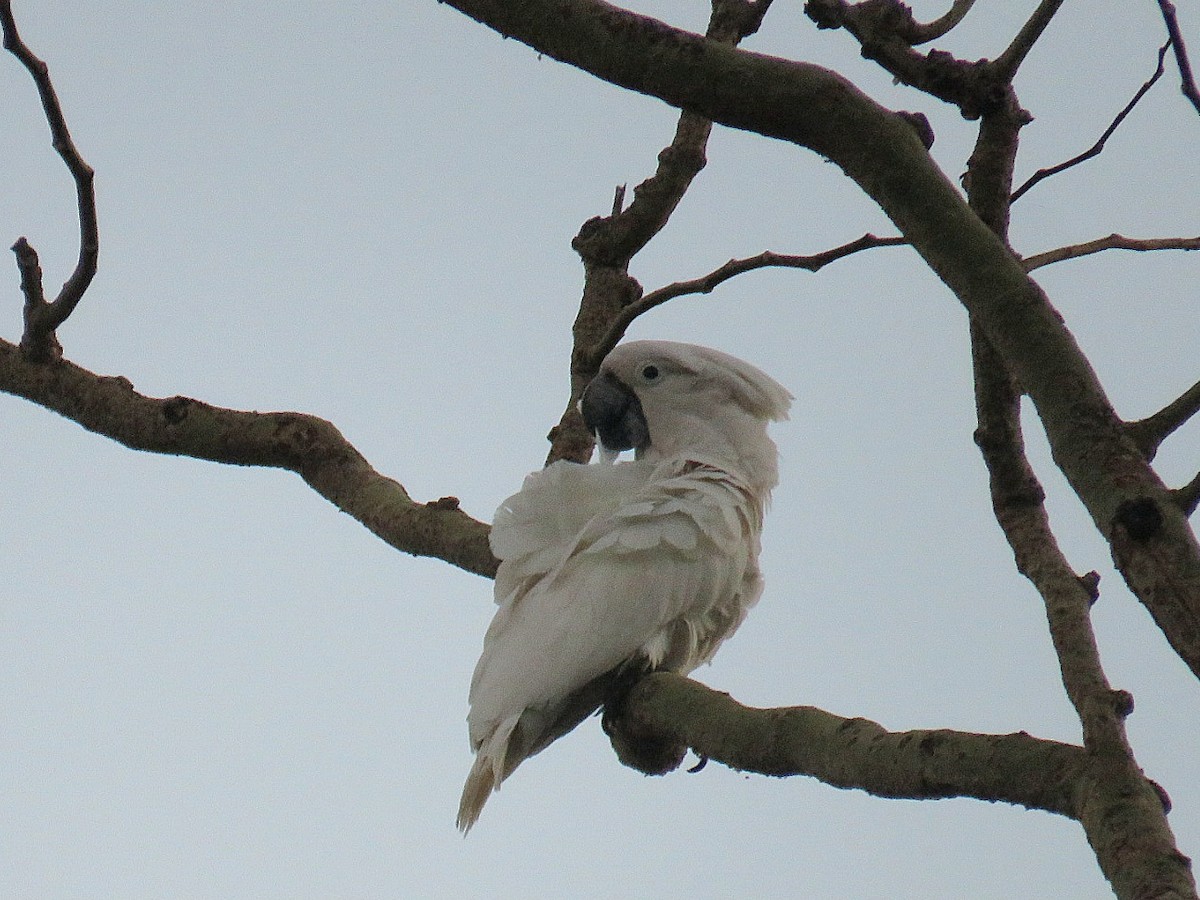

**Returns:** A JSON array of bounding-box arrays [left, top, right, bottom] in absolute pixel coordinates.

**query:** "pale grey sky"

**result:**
[[2, 2, 1198, 897]]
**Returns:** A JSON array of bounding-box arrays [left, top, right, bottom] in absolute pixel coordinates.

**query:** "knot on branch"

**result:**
[[1078, 571, 1101, 605], [709, 0, 772, 40], [1114, 496, 1164, 542], [1109, 689, 1135, 719], [602, 675, 688, 775], [895, 110, 935, 148], [573, 215, 655, 267], [805, 0, 1013, 119], [161, 396, 193, 424]]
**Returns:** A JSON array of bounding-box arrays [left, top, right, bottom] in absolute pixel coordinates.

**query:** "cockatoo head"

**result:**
[[580, 340, 791, 490]]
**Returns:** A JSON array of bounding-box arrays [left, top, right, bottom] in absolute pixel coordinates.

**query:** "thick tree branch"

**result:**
[[588, 233, 907, 365], [611, 672, 1084, 814], [0, 338, 498, 578], [970, 326, 1193, 898], [440, 0, 1200, 684], [2, 0, 98, 361], [1012, 42, 1170, 203], [614, 673, 1193, 895], [959, 75, 1193, 893]]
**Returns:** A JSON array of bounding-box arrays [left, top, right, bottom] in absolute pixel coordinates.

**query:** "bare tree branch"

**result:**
[[991, 0, 1067, 83], [0, 337, 498, 578], [805, 0, 1007, 120], [1157, 0, 1200, 115], [610, 673, 1085, 812], [1, 0, 98, 361], [614, 671, 1192, 894], [907, 0, 978, 45], [1012, 42, 1170, 203], [1128, 379, 1200, 462], [1023, 233, 1200, 270], [1176, 472, 1200, 517], [548, 0, 775, 465], [969, 326, 1192, 896], [588, 233, 907, 365], [583, 225, 1200, 375], [958, 66, 1192, 887]]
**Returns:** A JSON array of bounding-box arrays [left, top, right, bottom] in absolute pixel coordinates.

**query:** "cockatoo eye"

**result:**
[[641, 364, 660, 381]]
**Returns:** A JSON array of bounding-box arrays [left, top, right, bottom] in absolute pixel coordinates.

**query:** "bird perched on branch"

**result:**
[[458, 340, 791, 831]]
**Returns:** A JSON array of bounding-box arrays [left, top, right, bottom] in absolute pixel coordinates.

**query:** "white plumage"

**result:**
[[458, 340, 791, 831]]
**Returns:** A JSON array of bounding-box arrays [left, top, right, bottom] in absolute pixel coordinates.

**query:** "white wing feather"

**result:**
[[458, 457, 762, 830]]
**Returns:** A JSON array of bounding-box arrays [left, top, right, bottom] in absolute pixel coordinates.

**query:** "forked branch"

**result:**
[[549, 0, 775, 465], [1, 0, 98, 361]]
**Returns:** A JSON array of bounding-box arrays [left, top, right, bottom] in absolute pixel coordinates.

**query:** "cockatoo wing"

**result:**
[[488, 459, 655, 605], [458, 459, 761, 830]]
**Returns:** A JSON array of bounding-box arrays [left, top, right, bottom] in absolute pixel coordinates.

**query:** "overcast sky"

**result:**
[[2, 2, 1198, 897]]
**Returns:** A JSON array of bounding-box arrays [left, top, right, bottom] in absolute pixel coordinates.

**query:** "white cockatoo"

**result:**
[[457, 340, 791, 831]]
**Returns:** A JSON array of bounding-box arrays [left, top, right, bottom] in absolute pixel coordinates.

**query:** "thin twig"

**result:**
[[1128, 379, 1200, 461], [991, 0, 1067, 82], [908, 0, 978, 45], [1, 0, 98, 359], [1022, 233, 1200, 270], [1157, 0, 1200, 115], [588, 233, 907, 365], [1012, 42, 1169, 203]]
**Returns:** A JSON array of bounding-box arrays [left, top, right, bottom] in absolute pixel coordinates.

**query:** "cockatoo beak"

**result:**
[[579, 371, 650, 461]]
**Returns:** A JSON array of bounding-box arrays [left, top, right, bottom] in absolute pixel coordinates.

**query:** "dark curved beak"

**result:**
[[579, 372, 650, 455]]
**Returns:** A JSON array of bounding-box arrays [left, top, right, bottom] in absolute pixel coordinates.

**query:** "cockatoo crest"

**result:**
[[458, 341, 790, 831]]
